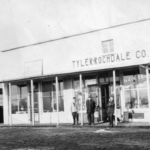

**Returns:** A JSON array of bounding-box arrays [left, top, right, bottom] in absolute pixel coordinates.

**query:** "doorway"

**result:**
[[88, 84, 110, 122], [88, 85, 99, 123], [100, 85, 109, 121]]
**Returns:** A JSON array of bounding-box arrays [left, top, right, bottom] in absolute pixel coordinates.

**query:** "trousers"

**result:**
[[72, 112, 79, 124], [87, 113, 94, 125], [108, 113, 114, 127]]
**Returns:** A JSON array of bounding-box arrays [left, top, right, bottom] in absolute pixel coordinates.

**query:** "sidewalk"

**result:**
[[0, 121, 150, 128]]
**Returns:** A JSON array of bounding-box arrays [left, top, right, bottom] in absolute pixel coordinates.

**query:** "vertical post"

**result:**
[[146, 65, 150, 124], [8, 83, 12, 126], [56, 76, 59, 126], [113, 70, 117, 126], [80, 74, 83, 126], [31, 80, 34, 125], [119, 71, 124, 121]]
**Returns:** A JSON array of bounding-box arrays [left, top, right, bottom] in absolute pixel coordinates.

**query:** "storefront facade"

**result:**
[[1, 17, 150, 125]]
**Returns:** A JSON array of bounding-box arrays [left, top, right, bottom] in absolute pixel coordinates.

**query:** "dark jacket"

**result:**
[[86, 99, 96, 114], [107, 100, 115, 114]]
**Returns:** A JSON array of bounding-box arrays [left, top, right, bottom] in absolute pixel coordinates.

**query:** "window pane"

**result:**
[[53, 97, 57, 112], [102, 42, 108, 53], [59, 96, 64, 112], [11, 85, 18, 100], [33, 83, 39, 91], [125, 90, 138, 109], [34, 103, 39, 113], [59, 82, 63, 96], [74, 80, 80, 92], [34, 92, 38, 102], [99, 78, 105, 83], [12, 100, 18, 114], [85, 79, 96, 87], [75, 93, 85, 111], [20, 86, 27, 99], [89, 86, 97, 92], [0, 88, 3, 99], [137, 74, 147, 88], [139, 89, 148, 108], [109, 40, 114, 52], [43, 97, 52, 112], [42, 82, 51, 97], [130, 90, 138, 108], [19, 99, 27, 113], [53, 83, 56, 97], [123, 75, 137, 89]]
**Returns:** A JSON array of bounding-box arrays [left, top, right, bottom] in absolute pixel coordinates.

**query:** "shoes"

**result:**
[[109, 125, 113, 128], [77, 123, 80, 125], [72, 123, 75, 125]]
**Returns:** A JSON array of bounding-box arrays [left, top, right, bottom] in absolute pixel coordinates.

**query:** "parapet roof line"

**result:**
[[2, 18, 150, 52]]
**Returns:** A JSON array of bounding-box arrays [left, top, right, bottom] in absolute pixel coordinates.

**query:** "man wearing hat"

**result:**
[[71, 97, 79, 125], [107, 95, 115, 127], [86, 96, 96, 125]]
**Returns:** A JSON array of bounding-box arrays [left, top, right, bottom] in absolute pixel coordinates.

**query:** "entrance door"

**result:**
[[100, 85, 109, 121], [88, 85, 98, 104], [88, 85, 99, 121]]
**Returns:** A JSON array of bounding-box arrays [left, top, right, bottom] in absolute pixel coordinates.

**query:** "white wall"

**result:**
[[0, 20, 150, 81]]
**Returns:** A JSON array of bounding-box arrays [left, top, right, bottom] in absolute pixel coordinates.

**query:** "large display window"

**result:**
[[11, 84, 28, 114], [73, 75, 97, 112], [42, 81, 64, 113], [123, 70, 148, 109], [73, 78, 85, 111]]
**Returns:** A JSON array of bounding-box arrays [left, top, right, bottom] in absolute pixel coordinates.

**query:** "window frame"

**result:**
[[102, 39, 114, 54], [123, 73, 148, 109], [11, 84, 28, 114], [41, 80, 64, 113]]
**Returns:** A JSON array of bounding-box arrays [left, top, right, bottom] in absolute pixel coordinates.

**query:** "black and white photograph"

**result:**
[[0, 0, 150, 149]]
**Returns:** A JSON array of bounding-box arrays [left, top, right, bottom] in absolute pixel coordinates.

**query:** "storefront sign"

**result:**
[[72, 50, 148, 68]]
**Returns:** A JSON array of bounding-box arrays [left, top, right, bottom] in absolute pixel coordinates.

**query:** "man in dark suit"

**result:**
[[86, 96, 96, 125], [107, 95, 115, 127]]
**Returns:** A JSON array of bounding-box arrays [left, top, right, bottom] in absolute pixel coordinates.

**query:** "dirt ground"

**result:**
[[0, 126, 150, 150]]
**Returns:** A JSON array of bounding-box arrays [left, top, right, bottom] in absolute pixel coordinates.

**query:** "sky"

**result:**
[[0, 0, 150, 51]]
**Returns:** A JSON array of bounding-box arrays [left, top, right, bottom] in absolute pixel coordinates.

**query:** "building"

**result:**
[[1, 0, 150, 125]]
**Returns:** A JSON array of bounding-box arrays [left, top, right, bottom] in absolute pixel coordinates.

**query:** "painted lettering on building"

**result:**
[[72, 50, 147, 68]]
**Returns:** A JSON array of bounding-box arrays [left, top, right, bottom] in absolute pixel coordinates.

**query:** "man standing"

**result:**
[[71, 97, 79, 125], [86, 96, 96, 125], [107, 95, 115, 127]]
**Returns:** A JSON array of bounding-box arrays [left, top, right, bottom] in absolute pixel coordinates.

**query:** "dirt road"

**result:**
[[0, 126, 150, 150]]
